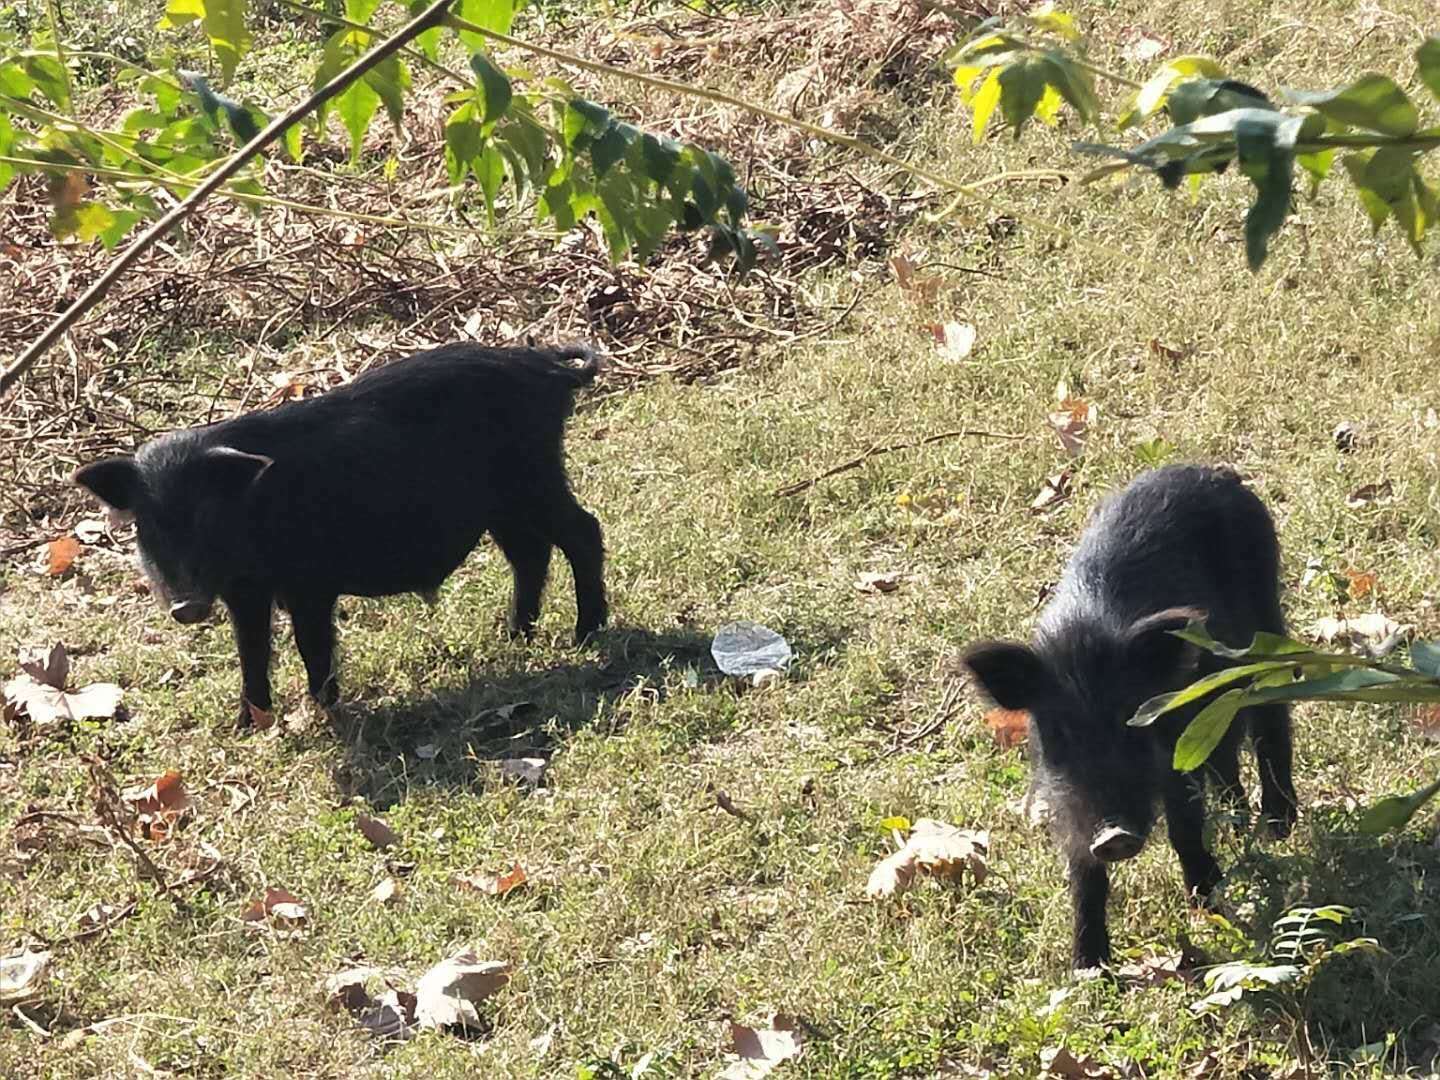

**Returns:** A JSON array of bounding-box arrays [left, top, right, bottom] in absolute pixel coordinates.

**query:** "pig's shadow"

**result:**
[[323, 623, 828, 810], [1212, 806, 1440, 1065]]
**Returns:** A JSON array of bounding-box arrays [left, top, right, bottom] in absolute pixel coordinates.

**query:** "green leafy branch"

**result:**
[[947, 5, 1440, 269], [1130, 620, 1440, 835]]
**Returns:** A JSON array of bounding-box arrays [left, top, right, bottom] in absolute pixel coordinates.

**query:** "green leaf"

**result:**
[[997, 57, 1047, 138], [0, 60, 38, 99], [538, 174, 576, 231], [1245, 666, 1440, 706], [409, 0, 444, 60], [497, 116, 549, 182], [1174, 689, 1249, 772], [283, 122, 304, 164], [0, 113, 15, 193], [1025, 7, 1079, 42], [636, 132, 681, 184], [346, 0, 381, 21], [1235, 112, 1302, 271], [199, 0, 252, 86], [336, 77, 381, 162], [878, 816, 912, 833], [1358, 774, 1440, 835], [444, 103, 483, 184], [1117, 56, 1226, 130], [1130, 661, 1295, 727], [455, 0, 521, 49], [470, 51, 513, 126], [23, 54, 71, 112], [364, 55, 410, 130], [1038, 50, 1099, 126], [1342, 150, 1392, 232], [1418, 38, 1440, 102], [1166, 78, 1272, 126], [970, 68, 1002, 144], [475, 143, 505, 225], [1415, 642, 1440, 678], [589, 122, 629, 178], [1287, 74, 1418, 137]]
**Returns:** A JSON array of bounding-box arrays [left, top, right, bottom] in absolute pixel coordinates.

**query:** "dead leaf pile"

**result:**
[[866, 818, 989, 899], [3, 643, 124, 729], [721, 1014, 804, 1079], [326, 951, 511, 1041]]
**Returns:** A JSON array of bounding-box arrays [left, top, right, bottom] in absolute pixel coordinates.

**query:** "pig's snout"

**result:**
[[1089, 823, 1145, 862], [169, 598, 213, 624]]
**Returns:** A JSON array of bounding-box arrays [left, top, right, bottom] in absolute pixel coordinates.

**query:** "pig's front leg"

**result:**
[[226, 588, 274, 728], [287, 592, 340, 706], [1069, 853, 1111, 972], [1164, 771, 1223, 903]]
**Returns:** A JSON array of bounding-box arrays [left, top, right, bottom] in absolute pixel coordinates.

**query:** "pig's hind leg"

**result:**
[[1249, 703, 1296, 838], [490, 524, 553, 639], [286, 591, 340, 706]]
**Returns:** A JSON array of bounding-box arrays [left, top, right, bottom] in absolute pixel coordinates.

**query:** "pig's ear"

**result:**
[[204, 447, 273, 493], [1125, 607, 1207, 675], [962, 641, 1051, 711], [72, 457, 143, 511]]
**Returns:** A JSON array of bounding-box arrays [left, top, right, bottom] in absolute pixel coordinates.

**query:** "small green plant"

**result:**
[[1132, 437, 1177, 467], [946, 4, 1440, 270], [1132, 622, 1440, 831]]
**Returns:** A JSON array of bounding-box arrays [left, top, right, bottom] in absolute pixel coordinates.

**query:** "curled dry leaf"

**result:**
[[1345, 569, 1377, 600], [242, 886, 308, 927], [0, 949, 51, 1005], [1114, 949, 1196, 987], [984, 708, 1029, 749], [76, 901, 132, 935], [1346, 480, 1394, 508], [453, 863, 527, 897], [74, 519, 109, 545], [890, 252, 943, 302], [721, 1014, 804, 1080], [122, 769, 191, 842], [1333, 421, 1360, 452], [18, 643, 69, 689], [355, 813, 397, 850], [45, 536, 81, 576], [930, 321, 977, 361], [866, 819, 989, 899], [413, 951, 511, 1031], [1119, 26, 1170, 62], [855, 571, 902, 594], [1040, 1046, 1134, 1079], [1046, 397, 1097, 458], [1031, 469, 1072, 512], [499, 757, 547, 785], [360, 989, 418, 1040], [1309, 613, 1412, 655], [372, 877, 401, 905]]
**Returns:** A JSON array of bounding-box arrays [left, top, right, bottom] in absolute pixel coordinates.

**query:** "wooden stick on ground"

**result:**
[[773, 427, 1028, 497]]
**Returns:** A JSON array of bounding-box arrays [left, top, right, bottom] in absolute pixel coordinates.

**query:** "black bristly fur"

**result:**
[[73, 343, 607, 728], [963, 465, 1296, 972]]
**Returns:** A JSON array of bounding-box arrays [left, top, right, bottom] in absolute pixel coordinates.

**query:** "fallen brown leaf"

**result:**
[[1031, 469, 1072, 512], [372, 877, 401, 905], [413, 951, 510, 1030], [453, 863, 527, 897], [1346, 480, 1394, 508], [356, 813, 397, 850], [929, 321, 977, 361], [122, 770, 191, 842], [855, 571, 902, 594], [1344, 569, 1377, 600], [45, 536, 81, 576], [866, 819, 989, 898], [1041, 1046, 1131, 1078], [18, 643, 69, 689], [722, 1014, 804, 1079], [984, 707, 1029, 749], [242, 886, 308, 927], [1309, 613, 1412, 655], [3, 673, 124, 728], [245, 700, 275, 730]]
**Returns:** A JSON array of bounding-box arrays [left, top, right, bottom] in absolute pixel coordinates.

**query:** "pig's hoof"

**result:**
[[1262, 806, 1296, 840], [312, 676, 340, 708]]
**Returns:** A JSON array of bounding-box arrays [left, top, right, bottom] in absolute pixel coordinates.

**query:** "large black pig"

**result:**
[[963, 464, 1295, 972], [73, 342, 608, 728]]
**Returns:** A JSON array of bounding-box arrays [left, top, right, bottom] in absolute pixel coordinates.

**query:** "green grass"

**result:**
[[4, 0, 1440, 1076]]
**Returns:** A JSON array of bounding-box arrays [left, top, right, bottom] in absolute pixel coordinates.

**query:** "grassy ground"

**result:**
[[4, 0, 1440, 1076]]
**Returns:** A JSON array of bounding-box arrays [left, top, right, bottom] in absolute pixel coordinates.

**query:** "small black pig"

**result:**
[[963, 464, 1295, 972], [73, 342, 608, 728]]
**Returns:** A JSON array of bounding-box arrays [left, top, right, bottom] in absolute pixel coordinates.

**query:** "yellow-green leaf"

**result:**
[[971, 69, 1002, 144]]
